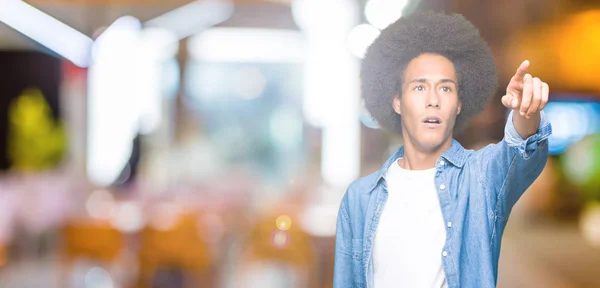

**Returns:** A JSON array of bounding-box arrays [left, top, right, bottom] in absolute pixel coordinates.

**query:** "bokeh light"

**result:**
[[276, 215, 292, 231], [85, 189, 115, 220], [109, 202, 144, 233], [545, 101, 600, 154], [562, 134, 600, 196], [347, 24, 380, 59], [580, 203, 600, 248], [149, 202, 181, 231], [271, 229, 290, 249], [84, 266, 115, 288], [234, 66, 267, 100]]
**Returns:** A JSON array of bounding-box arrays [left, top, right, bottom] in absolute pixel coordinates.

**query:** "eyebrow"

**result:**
[[408, 78, 457, 85]]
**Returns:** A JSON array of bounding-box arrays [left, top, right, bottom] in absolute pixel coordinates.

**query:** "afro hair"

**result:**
[[361, 11, 498, 134]]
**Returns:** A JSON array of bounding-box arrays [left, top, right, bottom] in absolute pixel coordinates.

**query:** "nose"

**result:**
[[426, 92, 440, 108]]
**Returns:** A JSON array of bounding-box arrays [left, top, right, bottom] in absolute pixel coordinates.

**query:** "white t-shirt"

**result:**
[[373, 158, 448, 288]]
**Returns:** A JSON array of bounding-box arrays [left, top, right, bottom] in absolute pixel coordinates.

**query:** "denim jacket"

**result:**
[[333, 110, 552, 288]]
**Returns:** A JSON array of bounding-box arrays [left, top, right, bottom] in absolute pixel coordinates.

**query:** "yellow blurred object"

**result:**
[[7, 88, 66, 171], [249, 213, 315, 267], [235, 212, 318, 287], [276, 214, 292, 231], [137, 213, 211, 286], [62, 221, 124, 262], [504, 10, 600, 93], [60, 221, 125, 287], [0, 244, 6, 267]]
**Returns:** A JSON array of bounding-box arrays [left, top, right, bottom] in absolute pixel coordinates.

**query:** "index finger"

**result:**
[[512, 60, 530, 82]]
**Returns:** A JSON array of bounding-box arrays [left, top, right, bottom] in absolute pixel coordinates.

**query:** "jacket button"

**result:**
[[442, 251, 448, 257], [440, 184, 446, 190], [447, 222, 452, 228]]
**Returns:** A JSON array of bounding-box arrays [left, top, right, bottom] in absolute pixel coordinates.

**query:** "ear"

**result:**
[[457, 101, 462, 115], [392, 96, 402, 115]]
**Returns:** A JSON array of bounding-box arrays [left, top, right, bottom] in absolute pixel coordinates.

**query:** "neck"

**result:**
[[398, 135, 453, 170]]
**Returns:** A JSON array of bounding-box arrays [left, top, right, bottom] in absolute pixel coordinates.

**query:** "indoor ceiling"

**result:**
[[0, 1, 187, 49], [2, 0, 599, 92], [0, 0, 296, 50]]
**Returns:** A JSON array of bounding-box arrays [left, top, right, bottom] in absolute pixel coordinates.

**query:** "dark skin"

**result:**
[[392, 54, 548, 170]]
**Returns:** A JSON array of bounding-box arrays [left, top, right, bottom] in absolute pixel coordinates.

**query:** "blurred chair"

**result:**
[[137, 213, 212, 288], [235, 212, 318, 288], [60, 221, 125, 287]]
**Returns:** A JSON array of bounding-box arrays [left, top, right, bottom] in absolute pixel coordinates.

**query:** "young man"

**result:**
[[333, 12, 552, 288]]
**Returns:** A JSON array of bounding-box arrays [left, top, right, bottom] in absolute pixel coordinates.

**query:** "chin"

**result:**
[[403, 125, 452, 151], [416, 134, 450, 151], [419, 140, 444, 152]]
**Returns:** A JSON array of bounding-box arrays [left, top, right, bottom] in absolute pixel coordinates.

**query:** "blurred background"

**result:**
[[0, 0, 599, 287]]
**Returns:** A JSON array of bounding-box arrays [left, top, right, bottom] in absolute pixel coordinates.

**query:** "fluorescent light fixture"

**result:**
[[136, 28, 179, 134], [291, 0, 358, 33], [88, 16, 178, 186], [145, 0, 234, 40], [0, 0, 93, 67], [188, 28, 306, 63], [93, 16, 141, 47], [87, 16, 142, 186], [292, 0, 361, 188], [365, 0, 409, 30], [138, 27, 179, 61]]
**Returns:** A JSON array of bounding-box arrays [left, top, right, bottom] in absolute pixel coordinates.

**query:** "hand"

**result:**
[[501, 60, 549, 119]]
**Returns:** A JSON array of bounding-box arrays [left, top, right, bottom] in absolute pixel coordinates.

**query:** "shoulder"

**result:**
[[347, 170, 380, 197], [340, 169, 381, 213]]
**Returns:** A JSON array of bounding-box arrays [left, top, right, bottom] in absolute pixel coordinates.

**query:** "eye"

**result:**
[[440, 86, 452, 92], [414, 85, 426, 92]]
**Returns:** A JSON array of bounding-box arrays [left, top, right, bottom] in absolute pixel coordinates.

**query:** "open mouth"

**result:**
[[422, 116, 442, 127]]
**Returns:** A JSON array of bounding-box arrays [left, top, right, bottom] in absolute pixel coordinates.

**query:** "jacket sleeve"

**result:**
[[333, 191, 354, 287], [474, 110, 552, 218]]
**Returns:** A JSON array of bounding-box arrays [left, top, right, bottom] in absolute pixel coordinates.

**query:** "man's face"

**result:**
[[393, 53, 461, 152]]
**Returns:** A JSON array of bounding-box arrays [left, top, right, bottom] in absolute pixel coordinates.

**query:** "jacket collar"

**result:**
[[368, 139, 469, 192]]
